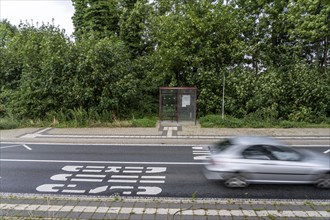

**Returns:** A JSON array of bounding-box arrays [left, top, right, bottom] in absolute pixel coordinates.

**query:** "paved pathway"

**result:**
[[1, 194, 329, 219]]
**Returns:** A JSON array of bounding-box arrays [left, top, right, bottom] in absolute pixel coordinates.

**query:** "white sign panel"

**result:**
[[182, 95, 190, 107]]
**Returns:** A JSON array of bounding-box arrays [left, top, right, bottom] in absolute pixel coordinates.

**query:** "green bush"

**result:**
[[131, 117, 157, 127], [43, 108, 113, 127], [199, 115, 243, 128], [0, 117, 19, 129]]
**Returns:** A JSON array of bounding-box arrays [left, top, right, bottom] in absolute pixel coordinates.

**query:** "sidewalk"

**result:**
[[1, 123, 329, 145], [0, 125, 329, 219], [1, 193, 329, 219]]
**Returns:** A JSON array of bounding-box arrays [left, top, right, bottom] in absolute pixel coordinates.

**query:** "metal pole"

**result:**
[[222, 73, 225, 119]]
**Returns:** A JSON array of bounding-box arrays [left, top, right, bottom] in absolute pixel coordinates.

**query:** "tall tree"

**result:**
[[119, 0, 154, 57], [72, 0, 121, 39], [287, 0, 330, 69]]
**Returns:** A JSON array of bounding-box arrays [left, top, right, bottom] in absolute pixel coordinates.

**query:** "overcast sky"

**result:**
[[0, 0, 75, 37]]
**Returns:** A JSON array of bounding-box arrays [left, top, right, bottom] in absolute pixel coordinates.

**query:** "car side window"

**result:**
[[267, 146, 302, 161], [242, 145, 275, 160]]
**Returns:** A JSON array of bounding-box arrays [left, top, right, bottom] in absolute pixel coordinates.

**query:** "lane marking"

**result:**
[[0, 144, 32, 151], [23, 144, 32, 150], [0, 145, 22, 149], [0, 159, 204, 165], [324, 149, 330, 154], [35, 128, 52, 134]]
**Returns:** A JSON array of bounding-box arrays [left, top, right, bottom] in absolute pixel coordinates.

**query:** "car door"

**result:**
[[265, 145, 314, 182], [241, 145, 281, 182]]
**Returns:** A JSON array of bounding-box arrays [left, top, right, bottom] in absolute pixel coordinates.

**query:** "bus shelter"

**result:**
[[159, 87, 197, 124]]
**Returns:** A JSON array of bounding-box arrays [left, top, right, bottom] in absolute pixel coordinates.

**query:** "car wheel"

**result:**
[[224, 175, 249, 188], [315, 174, 330, 188]]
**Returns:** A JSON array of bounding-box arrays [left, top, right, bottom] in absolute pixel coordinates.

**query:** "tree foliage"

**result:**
[[0, 0, 329, 124]]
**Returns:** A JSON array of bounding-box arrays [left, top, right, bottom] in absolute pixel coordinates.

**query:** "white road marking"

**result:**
[[109, 186, 134, 195], [36, 184, 64, 192], [35, 128, 52, 134], [192, 146, 204, 150], [62, 184, 86, 193], [137, 186, 162, 195], [324, 149, 330, 154], [123, 170, 143, 173], [108, 179, 137, 183], [62, 166, 83, 172], [192, 146, 211, 160], [0, 144, 32, 151], [141, 176, 165, 179], [125, 167, 144, 169], [23, 144, 32, 150], [146, 167, 167, 173], [163, 126, 178, 137], [193, 155, 209, 160], [35, 165, 168, 196], [123, 167, 144, 173], [89, 186, 108, 194], [140, 180, 165, 184], [0, 145, 22, 149], [111, 175, 139, 179], [0, 159, 204, 165], [36, 184, 85, 193], [193, 152, 210, 155], [50, 174, 105, 182]]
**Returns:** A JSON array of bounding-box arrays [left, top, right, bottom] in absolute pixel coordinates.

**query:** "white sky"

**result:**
[[0, 0, 75, 37]]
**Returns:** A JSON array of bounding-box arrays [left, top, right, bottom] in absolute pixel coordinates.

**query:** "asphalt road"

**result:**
[[0, 142, 329, 200]]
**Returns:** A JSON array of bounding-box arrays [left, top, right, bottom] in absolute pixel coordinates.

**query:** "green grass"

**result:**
[[131, 117, 157, 127], [1, 112, 329, 129], [0, 114, 158, 129], [199, 114, 330, 128]]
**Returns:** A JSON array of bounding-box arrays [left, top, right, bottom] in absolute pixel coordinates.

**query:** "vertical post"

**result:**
[[222, 73, 225, 119], [194, 88, 197, 125], [176, 89, 179, 124], [159, 88, 162, 123]]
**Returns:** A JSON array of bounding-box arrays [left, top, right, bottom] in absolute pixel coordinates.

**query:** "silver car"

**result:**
[[204, 136, 330, 188]]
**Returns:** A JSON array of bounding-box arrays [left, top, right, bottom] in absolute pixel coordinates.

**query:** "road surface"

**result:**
[[0, 141, 329, 200]]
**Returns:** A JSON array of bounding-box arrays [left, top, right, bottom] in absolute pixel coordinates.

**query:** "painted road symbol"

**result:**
[[36, 165, 167, 196], [192, 146, 210, 160]]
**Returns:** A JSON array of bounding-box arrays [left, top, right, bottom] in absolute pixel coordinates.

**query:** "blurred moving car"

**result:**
[[204, 136, 330, 188]]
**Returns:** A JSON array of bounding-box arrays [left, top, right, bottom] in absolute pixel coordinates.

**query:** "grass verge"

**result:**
[[199, 114, 330, 128]]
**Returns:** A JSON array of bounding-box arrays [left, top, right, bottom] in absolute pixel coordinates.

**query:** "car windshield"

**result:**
[[211, 140, 232, 152]]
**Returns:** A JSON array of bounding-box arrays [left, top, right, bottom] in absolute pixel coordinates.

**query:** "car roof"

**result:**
[[230, 136, 282, 146]]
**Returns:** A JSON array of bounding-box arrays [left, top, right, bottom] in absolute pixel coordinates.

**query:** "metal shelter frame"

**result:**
[[159, 87, 197, 125]]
